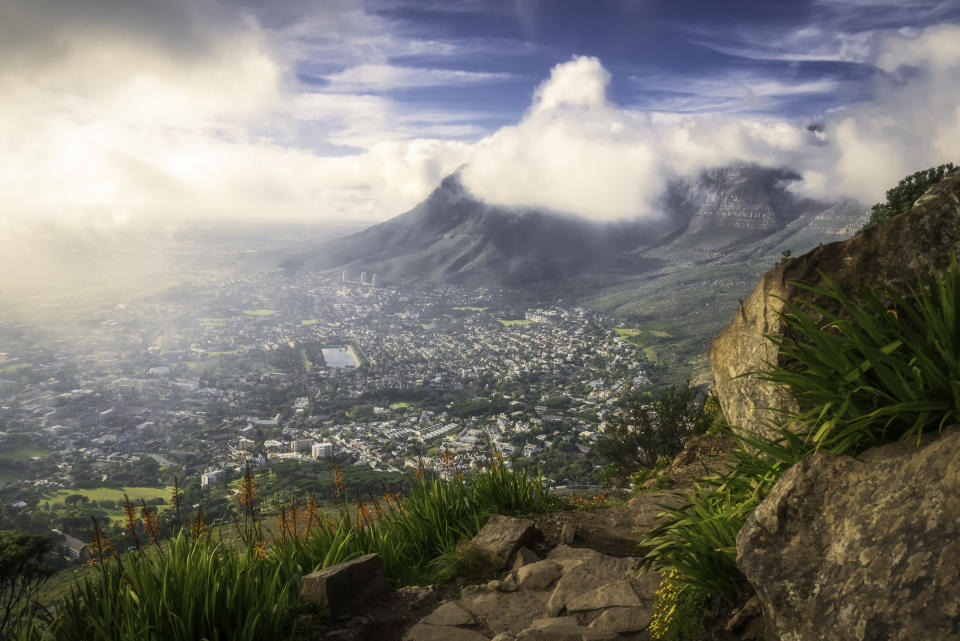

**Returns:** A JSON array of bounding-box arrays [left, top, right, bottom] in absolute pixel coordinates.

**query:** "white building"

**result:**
[[312, 442, 334, 459], [291, 438, 314, 454], [201, 469, 224, 487]]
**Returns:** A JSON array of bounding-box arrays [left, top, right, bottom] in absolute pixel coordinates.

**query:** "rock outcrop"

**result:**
[[736, 429, 960, 641], [709, 168, 960, 438]]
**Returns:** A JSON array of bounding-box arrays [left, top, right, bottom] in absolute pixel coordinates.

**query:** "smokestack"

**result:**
[[371, 274, 376, 287], [341, 271, 346, 282], [360, 271, 366, 285]]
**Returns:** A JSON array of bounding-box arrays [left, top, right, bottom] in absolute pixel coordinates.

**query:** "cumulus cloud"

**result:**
[[461, 56, 810, 220], [0, 0, 473, 240], [462, 27, 960, 220]]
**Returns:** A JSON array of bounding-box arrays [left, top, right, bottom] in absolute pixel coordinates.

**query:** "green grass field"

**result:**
[[0, 445, 49, 462], [0, 362, 32, 374], [389, 402, 410, 409], [300, 319, 319, 326], [499, 319, 532, 327], [615, 328, 642, 338], [198, 317, 229, 327], [47, 486, 173, 507], [242, 309, 277, 316]]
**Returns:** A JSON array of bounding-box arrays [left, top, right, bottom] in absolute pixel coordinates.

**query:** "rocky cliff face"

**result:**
[[709, 168, 960, 438]]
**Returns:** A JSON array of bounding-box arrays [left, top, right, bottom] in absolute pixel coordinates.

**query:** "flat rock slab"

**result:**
[[546, 553, 637, 616], [460, 585, 551, 635], [737, 430, 960, 641], [566, 580, 642, 613], [422, 601, 476, 627], [403, 623, 490, 641], [472, 514, 537, 568], [516, 618, 619, 641], [301, 553, 387, 620]]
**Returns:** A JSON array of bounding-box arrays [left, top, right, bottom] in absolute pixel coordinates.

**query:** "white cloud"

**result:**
[[462, 28, 960, 220], [461, 56, 810, 221], [324, 64, 515, 92]]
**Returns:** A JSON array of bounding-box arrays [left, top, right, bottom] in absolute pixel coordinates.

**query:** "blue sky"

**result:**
[[1, 0, 960, 235], [282, 0, 960, 135]]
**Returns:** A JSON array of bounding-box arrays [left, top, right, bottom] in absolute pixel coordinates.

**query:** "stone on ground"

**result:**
[[516, 560, 563, 591], [471, 514, 537, 568], [300, 553, 387, 620], [403, 623, 490, 641], [421, 601, 476, 627]]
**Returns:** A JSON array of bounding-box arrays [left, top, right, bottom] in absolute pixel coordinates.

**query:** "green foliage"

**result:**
[[649, 569, 708, 641], [0, 531, 53, 638], [762, 256, 960, 452], [595, 381, 708, 481], [15, 462, 551, 641], [642, 255, 960, 629], [862, 162, 956, 230]]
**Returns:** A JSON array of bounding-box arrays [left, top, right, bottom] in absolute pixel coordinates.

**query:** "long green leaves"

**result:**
[[642, 255, 960, 618], [762, 255, 960, 452], [17, 461, 551, 641]]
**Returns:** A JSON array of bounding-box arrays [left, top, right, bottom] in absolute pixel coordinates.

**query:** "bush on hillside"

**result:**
[[642, 254, 960, 638], [861, 162, 956, 230], [595, 381, 709, 483]]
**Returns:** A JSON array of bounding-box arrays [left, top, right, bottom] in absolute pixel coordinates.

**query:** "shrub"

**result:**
[[762, 255, 960, 452], [649, 569, 708, 641], [595, 381, 708, 481], [641, 255, 960, 636], [861, 162, 956, 230]]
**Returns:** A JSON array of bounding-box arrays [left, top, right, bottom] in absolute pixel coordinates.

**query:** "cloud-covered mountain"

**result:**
[[286, 165, 867, 288]]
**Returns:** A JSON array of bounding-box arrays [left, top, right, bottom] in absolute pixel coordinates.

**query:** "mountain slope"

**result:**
[[287, 165, 862, 289]]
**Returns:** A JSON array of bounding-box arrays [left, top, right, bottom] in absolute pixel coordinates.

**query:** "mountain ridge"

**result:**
[[287, 165, 866, 290]]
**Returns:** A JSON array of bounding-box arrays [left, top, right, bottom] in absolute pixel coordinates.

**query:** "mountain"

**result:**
[[285, 164, 867, 382], [284, 173, 676, 287], [287, 165, 865, 289]]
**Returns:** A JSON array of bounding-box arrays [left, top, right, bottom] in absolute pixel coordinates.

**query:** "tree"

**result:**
[[862, 162, 957, 230], [595, 381, 708, 481], [0, 530, 53, 639]]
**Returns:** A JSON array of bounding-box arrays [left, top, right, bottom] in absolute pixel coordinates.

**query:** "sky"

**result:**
[[2, 0, 960, 236]]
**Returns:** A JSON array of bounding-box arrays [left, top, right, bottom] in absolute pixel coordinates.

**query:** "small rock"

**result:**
[[471, 515, 537, 568], [516, 560, 563, 591], [491, 634, 517, 641], [513, 547, 541, 570], [300, 553, 387, 620], [403, 623, 490, 641], [588, 606, 652, 633], [422, 601, 476, 627], [560, 523, 577, 545], [395, 585, 439, 609]]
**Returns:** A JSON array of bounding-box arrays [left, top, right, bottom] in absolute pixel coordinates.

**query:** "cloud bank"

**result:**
[[462, 26, 960, 220], [0, 0, 958, 241]]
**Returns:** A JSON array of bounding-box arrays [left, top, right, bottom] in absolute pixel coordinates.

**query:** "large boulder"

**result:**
[[709, 169, 960, 438], [300, 553, 387, 620], [736, 429, 960, 640]]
